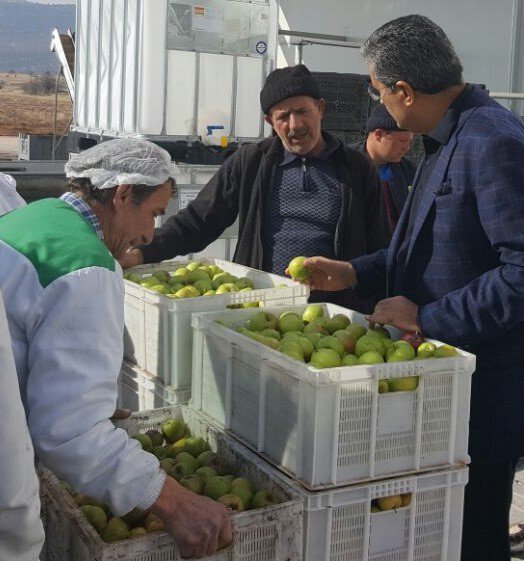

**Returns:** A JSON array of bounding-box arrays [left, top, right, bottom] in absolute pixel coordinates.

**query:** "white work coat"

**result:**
[[0, 291, 45, 560], [0, 173, 26, 216]]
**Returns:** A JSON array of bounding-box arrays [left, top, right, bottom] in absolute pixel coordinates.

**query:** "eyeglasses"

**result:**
[[367, 83, 395, 102]]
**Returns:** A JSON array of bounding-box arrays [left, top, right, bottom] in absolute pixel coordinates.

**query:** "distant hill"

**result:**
[[0, 0, 75, 73]]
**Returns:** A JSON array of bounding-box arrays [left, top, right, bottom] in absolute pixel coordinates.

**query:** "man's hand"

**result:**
[[119, 248, 144, 269], [367, 296, 420, 333], [151, 476, 232, 559], [297, 257, 357, 292]]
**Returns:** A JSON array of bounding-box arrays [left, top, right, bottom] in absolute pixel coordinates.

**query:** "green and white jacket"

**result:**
[[0, 197, 165, 515]]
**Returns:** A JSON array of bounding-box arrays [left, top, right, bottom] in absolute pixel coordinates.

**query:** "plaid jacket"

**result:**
[[353, 86, 524, 459]]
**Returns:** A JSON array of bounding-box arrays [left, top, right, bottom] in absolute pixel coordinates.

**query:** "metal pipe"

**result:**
[[279, 28, 362, 47], [489, 92, 524, 99]]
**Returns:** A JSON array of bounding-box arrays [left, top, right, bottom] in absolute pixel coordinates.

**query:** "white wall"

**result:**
[[278, 0, 524, 94]]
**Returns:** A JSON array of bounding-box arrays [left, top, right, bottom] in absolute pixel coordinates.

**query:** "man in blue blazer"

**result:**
[[302, 14, 524, 561]]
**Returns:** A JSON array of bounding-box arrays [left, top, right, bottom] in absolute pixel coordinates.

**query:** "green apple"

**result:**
[[101, 517, 129, 542], [230, 486, 253, 509], [193, 279, 213, 295], [208, 265, 222, 277], [417, 342, 437, 358], [301, 304, 325, 324], [151, 445, 167, 459], [212, 272, 235, 289], [278, 313, 305, 334], [129, 527, 148, 538], [80, 505, 107, 533], [173, 267, 190, 277], [367, 326, 391, 339], [179, 474, 205, 494], [290, 335, 315, 361], [152, 269, 171, 283], [196, 451, 217, 467], [345, 323, 367, 341], [260, 328, 281, 340], [358, 351, 384, 365], [310, 348, 342, 369], [169, 460, 196, 480], [377, 495, 402, 511], [186, 261, 203, 271], [162, 419, 187, 443], [251, 490, 278, 509], [355, 335, 387, 357], [235, 277, 254, 290], [215, 282, 239, 294], [197, 265, 212, 276], [231, 477, 256, 494], [204, 476, 232, 501], [188, 269, 212, 283], [386, 340, 416, 362], [168, 282, 185, 294], [288, 256, 311, 281], [341, 353, 359, 366], [378, 379, 389, 393], [217, 493, 245, 512], [183, 437, 208, 458], [278, 341, 305, 359], [303, 318, 328, 335], [333, 330, 357, 354], [203, 290, 216, 296], [149, 284, 171, 295], [159, 458, 176, 472], [132, 434, 153, 452], [195, 466, 218, 480], [434, 344, 459, 358], [316, 335, 345, 357], [145, 429, 164, 446], [326, 313, 351, 334], [174, 286, 201, 299], [140, 277, 159, 288], [303, 331, 322, 347], [247, 311, 278, 332], [388, 376, 419, 392], [124, 272, 141, 284]]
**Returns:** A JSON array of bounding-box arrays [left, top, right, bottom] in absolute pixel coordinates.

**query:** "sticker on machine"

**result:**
[[256, 40, 267, 55], [193, 5, 224, 33]]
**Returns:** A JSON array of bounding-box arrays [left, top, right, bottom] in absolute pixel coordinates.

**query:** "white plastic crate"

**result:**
[[40, 406, 303, 561], [191, 303, 476, 489], [124, 258, 308, 387], [117, 361, 191, 412], [298, 466, 468, 561]]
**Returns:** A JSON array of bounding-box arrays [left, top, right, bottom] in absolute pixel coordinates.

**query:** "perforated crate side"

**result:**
[[191, 303, 475, 489]]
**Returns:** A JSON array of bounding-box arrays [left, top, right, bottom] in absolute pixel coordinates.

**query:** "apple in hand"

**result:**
[[288, 256, 311, 281]]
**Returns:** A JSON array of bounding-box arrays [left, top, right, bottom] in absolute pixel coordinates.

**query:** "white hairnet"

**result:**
[[65, 139, 175, 190]]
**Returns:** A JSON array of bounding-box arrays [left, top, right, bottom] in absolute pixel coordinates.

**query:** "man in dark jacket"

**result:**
[[122, 64, 390, 309], [353, 104, 416, 232]]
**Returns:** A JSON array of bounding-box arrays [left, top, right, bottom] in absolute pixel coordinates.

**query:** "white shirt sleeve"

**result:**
[[0, 173, 26, 216], [25, 266, 165, 515], [0, 291, 44, 561]]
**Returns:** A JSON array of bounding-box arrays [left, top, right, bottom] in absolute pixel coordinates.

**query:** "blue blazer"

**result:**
[[353, 86, 524, 460]]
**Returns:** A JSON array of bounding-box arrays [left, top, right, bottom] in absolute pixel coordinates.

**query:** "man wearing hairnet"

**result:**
[[0, 139, 232, 560]]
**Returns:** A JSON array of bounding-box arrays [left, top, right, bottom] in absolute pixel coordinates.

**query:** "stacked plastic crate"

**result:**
[[121, 258, 309, 410], [190, 302, 476, 560]]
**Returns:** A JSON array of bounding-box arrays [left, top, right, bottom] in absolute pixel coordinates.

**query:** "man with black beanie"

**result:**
[[353, 104, 416, 232], [122, 64, 390, 310]]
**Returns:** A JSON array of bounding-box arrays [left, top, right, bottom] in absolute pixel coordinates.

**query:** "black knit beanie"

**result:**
[[260, 64, 321, 114], [366, 104, 405, 133]]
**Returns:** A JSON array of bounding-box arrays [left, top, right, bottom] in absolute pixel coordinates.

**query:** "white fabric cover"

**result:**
[[0, 291, 44, 561]]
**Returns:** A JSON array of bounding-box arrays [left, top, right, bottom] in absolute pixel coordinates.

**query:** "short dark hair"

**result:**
[[66, 177, 176, 206], [362, 14, 463, 94]]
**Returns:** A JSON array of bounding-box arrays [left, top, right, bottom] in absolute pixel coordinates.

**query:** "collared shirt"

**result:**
[[394, 84, 474, 290], [60, 192, 104, 241], [262, 133, 342, 275]]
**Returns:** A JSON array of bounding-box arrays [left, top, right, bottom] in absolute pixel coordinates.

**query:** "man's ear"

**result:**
[[374, 129, 384, 141], [113, 184, 133, 208], [395, 80, 415, 107], [317, 98, 326, 118], [264, 113, 273, 127]]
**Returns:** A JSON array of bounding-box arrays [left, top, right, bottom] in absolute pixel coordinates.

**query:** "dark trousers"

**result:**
[[461, 457, 519, 561]]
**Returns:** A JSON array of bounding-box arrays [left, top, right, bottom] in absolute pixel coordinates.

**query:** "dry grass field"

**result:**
[[0, 72, 72, 136]]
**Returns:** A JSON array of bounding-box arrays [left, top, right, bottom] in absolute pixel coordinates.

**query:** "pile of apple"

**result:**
[[124, 261, 261, 304], [220, 305, 459, 390], [62, 417, 280, 542], [371, 493, 412, 512]]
